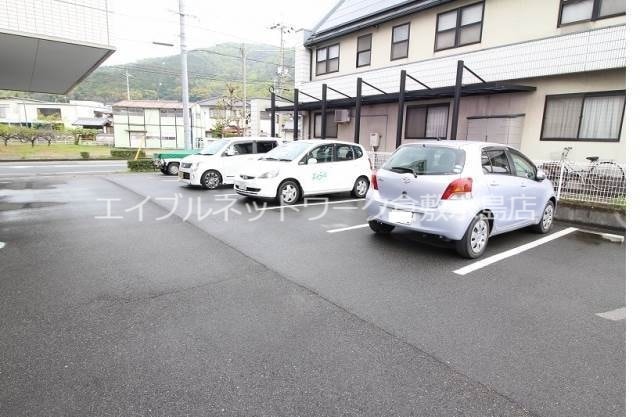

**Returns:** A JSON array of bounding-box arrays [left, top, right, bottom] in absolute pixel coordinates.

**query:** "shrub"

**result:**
[[80, 151, 90, 159], [127, 159, 155, 172], [111, 149, 145, 159]]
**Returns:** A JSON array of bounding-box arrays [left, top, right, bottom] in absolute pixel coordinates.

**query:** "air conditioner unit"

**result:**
[[334, 109, 350, 123]]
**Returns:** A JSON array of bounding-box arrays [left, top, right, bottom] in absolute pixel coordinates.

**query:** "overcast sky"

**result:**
[[105, 0, 338, 65]]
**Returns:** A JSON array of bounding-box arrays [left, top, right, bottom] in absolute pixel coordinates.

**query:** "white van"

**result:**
[[178, 137, 280, 189]]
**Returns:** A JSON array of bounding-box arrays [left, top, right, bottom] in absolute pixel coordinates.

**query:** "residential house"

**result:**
[[280, 0, 625, 162], [0, 0, 114, 94], [0, 98, 113, 131], [198, 97, 249, 136], [112, 100, 206, 149]]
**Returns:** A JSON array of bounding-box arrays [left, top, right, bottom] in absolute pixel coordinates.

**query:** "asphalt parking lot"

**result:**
[[0, 172, 625, 417]]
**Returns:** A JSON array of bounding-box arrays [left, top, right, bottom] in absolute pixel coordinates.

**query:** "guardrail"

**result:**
[[368, 151, 625, 208]]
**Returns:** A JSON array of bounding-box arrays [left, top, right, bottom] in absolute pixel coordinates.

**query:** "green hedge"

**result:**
[[80, 151, 90, 159], [111, 149, 145, 159], [127, 159, 156, 172]]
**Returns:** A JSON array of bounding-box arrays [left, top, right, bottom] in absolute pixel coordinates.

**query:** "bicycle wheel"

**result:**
[[585, 162, 626, 195]]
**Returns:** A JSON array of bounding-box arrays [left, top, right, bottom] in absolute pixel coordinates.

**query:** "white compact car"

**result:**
[[178, 137, 280, 189], [234, 140, 372, 205]]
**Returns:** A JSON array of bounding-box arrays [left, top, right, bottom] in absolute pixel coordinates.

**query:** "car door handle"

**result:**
[[489, 181, 499, 187]]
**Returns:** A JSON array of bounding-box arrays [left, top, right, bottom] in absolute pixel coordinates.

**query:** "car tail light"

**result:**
[[441, 178, 472, 200], [372, 171, 379, 190]]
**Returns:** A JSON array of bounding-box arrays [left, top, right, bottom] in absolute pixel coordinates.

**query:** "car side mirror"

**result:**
[[536, 170, 547, 181], [307, 158, 318, 165]]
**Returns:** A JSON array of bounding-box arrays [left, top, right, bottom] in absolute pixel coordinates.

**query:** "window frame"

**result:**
[[481, 147, 512, 176], [356, 33, 373, 68], [316, 43, 340, 76], [404, 103, 450, 139], [557, 0, 626, 27], [434, 1, 485, 52], [302, 143, 335, 164], [539, 90, 626, 142], [390, 22, 410, 61], [313, 112, 338, 138]]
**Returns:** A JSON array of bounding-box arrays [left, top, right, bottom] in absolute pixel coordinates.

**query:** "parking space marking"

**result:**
[[596, 307, 625, 321], [579, 230, 625, 243], [0, 242, 5, 249], [326, 223, 369, 233], [453, 227, 578, 276], [256, 199, 363, 211]]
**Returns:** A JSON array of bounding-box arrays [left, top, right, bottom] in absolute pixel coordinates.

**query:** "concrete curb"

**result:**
[[555, 202, 625, 230]]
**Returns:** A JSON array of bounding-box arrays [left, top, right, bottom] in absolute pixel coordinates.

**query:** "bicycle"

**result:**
[[542, 147, 626, 197]]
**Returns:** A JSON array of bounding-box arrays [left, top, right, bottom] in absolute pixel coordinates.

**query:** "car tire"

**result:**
[[167, 163, 180, 176], [351, 176, 370, 198], [368, 220, 395, 234], [160, 167, 168, 175], [278, 180, 301, 205], [456, 214, 490, 259], [532, 200, 555, 234], [201, 170, 223, 190]]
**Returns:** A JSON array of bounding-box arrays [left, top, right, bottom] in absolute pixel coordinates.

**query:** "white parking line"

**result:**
[[0, 242, 5, 249], [453, 227, 578, 276], [596, 307, 625, 321], [326, 224, 369, 233], [579, 229, 625, 243], [256, 199, 363, 211]]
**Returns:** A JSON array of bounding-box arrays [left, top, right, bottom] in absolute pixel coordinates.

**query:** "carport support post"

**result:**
[[395, 70, 407, 149], [293, 89, 299, 140], [354, 78, 362, 144], [270, 91, 276, 138], [450, 60, 464, 140], [321, 84, 327, 139]]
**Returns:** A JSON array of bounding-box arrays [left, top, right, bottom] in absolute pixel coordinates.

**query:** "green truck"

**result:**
[[153, 150, 199, 175]]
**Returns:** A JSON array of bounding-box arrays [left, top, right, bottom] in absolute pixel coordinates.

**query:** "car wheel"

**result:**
[[201, 170, 222, 190], [167, 163, 180, 176], [278, 180, 300, 205], [351, 176, 370, 198], [160, 167, 168, 175], [368, 220, 395, 234], [456, 214, 490, 259], [532, 200, 555, 234]]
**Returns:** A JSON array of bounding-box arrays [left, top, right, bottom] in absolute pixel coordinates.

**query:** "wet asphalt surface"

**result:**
[[0, 171, 625, 417]]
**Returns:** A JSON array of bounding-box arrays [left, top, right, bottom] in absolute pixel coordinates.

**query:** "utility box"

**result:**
[[335, 109, 350, 123], [369, 132, 380, 148]]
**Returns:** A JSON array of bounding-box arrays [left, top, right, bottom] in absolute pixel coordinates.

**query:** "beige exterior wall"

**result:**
[[310, 0, 625, 82], [308, 69, 625, 162]]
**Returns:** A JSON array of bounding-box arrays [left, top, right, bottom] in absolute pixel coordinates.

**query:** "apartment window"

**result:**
[[316, 44, 340, 75], [128, 108, 144, 116], [356, 34, 372, 67], [435, 2, 484, 51], [559, 0, 625, 25], [541, 91, 625, 141], [313, 113, 338, 138], [405, 104, 450, 139], [391, 23, 410, 60]]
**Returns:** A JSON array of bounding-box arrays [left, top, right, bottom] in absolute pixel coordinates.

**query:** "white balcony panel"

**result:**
[[298, 25, 625, 102]]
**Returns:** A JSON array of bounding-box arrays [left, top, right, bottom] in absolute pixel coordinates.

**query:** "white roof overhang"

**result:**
[[0, 29, 114, 95]]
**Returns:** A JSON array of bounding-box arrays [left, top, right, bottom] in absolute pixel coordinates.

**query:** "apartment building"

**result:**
[[0, 0, 114, 94], [0, 98, 112, 131], [112, 100, 206, 149], [279, 0, 625, 162]]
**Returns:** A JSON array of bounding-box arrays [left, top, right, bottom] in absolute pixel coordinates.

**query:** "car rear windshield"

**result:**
[[382, 145, 465, 175]]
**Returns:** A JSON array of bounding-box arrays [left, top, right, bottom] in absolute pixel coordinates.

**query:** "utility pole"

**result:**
[[179, 0, 191, 150], [269, 23, 294, 96], [241, 44, 247, 135], [124, 70, 132, 100]]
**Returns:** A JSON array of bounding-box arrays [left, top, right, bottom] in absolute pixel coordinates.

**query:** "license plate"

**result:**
[[389, 209, 413, 225], [236, 181, 247, 191]]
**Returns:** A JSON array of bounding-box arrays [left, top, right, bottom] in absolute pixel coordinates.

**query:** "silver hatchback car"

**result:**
[[366, 141, 556, 258]]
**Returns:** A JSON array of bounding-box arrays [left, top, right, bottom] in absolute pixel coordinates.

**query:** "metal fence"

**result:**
[[368, 151, 626, 208]]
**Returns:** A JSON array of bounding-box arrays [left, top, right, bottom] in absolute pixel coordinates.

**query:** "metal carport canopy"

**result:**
[[268, 82, 536, 112]]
